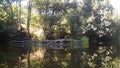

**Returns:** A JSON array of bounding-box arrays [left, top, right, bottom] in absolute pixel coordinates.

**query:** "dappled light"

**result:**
[[0, 0, 120, 68]]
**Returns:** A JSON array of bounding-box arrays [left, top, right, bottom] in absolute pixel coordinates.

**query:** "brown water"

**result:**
[[0, 42, 120, 68]]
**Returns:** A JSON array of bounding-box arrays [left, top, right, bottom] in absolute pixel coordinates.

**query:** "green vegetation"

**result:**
[[81, 36, 89, 48], [0, 0, 120, 42], [28, 60, 42, 68], [1, 0, 120, 67], [70, 39, 74, 49]]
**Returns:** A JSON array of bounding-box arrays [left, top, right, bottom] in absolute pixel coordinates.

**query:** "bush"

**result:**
[[81, 36, 89, 48]]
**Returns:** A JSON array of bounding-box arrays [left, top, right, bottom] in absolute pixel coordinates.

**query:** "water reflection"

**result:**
[[0, 44, 18, 68], [0, 42, 120, 68]]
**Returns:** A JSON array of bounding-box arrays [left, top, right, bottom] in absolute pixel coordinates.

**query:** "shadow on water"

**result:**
[[0, 41, 120, 68], [0, 42, 31, 68], [0, 43, 18, 68]]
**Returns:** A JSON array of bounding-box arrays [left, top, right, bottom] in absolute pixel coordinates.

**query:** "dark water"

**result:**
[[0, 42, 120, 68]]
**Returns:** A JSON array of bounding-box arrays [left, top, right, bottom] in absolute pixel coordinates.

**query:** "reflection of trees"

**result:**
[[41, 49, 66, 68], [36, 45, 119, 68], [0, 44, 18, 68], [79, 45, 116, 68], [4, 42, 32, 68], [1, 42, 119, 68]]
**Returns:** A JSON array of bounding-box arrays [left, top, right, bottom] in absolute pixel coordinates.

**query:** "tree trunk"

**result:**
[[18, 0, 21, 30], [27, 0, 31, 38], [27, 0, 32, 68]]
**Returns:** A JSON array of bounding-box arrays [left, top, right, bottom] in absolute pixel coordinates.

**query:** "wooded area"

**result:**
[[1, 0, 120, 68], [0, 0, 120, 44]]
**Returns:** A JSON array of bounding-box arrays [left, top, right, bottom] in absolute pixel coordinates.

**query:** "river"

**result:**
[[0, 41, 120, 68]]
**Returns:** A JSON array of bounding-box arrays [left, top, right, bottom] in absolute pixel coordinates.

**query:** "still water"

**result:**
[[0, 42, 120, 68]]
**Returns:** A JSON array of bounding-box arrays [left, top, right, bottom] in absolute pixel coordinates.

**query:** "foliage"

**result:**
[[81, 0, 114, 35], [28, 60, 42, 68], [0, 0, 19, 41], [30, 14, 40, 28], [0, 0, 120, 41], [81, 36, 89, 48], [32, 0, 118, 41]]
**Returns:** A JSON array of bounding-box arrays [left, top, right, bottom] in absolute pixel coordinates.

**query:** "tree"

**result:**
[[66, 7, 82, 39], [81, 0, 115, 42], [18, 0, 22, 30], [27, 0, 32, 38], [34, 0, 80, 39], [0, 0, 19, 42]]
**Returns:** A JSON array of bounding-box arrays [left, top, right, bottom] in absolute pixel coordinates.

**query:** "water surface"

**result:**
[[0, 42, 120, 68]]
